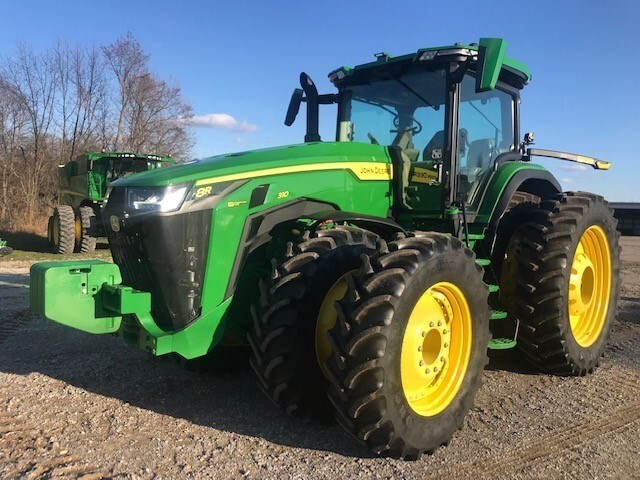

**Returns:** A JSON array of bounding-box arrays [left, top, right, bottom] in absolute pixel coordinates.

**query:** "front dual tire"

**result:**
[[249, 228, 490, 458], [325, 234, 490, 459]]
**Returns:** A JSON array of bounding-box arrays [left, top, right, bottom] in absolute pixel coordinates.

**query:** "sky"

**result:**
[[1, 0, 639, 201]]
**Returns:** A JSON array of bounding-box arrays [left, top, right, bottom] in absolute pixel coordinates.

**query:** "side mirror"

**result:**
[[475, 38, 507, 92], [285, 88, 304, 126]]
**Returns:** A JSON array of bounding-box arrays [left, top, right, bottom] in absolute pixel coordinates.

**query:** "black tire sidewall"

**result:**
[[292, 244, 374, 398]]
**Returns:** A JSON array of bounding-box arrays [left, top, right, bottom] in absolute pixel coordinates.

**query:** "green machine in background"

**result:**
[[47, 151, 174, 254], [31, 39, 620, 459]]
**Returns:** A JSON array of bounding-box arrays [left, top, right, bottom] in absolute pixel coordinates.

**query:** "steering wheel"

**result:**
[[393, 115, 422, 134], [367, 132, 380, 145]]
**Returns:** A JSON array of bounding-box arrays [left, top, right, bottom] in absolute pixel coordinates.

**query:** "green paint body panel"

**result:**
[[474, 162, 549, 224], [477, 38, 507, 91], [31, 142, 396, 359], [113, 142, 391, 187]]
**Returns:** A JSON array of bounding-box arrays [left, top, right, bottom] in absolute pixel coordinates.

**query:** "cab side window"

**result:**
[[458, 75, 515, 203]]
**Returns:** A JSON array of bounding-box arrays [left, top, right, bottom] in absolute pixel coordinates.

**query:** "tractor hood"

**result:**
[[111, 142, 391, 188]]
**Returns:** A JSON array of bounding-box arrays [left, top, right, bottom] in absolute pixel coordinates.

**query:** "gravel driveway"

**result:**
[[1, 239, 639, 479]]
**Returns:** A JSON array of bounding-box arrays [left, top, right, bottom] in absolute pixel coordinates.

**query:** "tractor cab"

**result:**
[[286, 39, 530, 219], [90, 153, 172, 196]]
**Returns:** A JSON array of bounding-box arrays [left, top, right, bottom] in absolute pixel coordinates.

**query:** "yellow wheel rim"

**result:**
[[315, 271, 355, 379], [401, 282, 472, 417], [52, 215, 60, 246], [75, 215, 82, 242], [569, 225, 612, 347]]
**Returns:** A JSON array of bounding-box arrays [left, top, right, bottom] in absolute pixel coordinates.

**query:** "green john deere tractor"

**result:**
[[47, 151, 174, 254], [30, 38, 620, 459]]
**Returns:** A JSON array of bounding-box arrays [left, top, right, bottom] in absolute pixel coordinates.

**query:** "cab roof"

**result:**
[[329, 43, 531, 90], [76, 152, 174, 163]]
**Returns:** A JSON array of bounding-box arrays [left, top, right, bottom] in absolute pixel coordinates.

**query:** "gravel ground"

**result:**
[[1, 238, 639, 479]]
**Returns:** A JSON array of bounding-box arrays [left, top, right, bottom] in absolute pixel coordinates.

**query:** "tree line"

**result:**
[[0, 33, 194, 232]]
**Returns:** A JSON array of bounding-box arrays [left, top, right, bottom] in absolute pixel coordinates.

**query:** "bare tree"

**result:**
[[0, 88, 28, 223], [53, 41, 109, 162], [0, 33, 194, 232], [102, 33, 149, 150], [125, 74, 193, 157], [0, 44, 59, 226]]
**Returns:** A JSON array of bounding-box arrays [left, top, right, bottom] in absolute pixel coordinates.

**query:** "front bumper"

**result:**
[[29, 260, 231, 359]]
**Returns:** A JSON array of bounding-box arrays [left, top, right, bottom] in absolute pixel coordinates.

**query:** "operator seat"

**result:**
[[424, 130, 445, 162], [466, 139, 494, 171]]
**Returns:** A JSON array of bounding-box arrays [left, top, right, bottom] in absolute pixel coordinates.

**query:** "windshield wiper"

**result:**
[[352, 96, 399, 118]]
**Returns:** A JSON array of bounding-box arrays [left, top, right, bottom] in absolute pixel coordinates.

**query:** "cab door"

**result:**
[[455, 74, 517, 210], [397, 102, 448, 214]]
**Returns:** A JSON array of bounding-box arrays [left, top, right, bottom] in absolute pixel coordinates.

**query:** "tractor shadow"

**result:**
[[0, 315, 375, 458], [0, 230, 110, 254], [0, 230, 50, 253]]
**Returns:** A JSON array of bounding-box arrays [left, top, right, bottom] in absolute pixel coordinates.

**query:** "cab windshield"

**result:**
[[104, 159, 161, 182], [338, 68, 447, 163]]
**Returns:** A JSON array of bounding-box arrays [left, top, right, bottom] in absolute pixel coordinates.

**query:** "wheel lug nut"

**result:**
[[429, 322, 434, 328], [437, 321, 442, 327], [425, 368, 430, 374], [417, 346, 422, 352], [440, 356, 445, 362], [422, 331, 427, 337], [444, 342, 449, 348], [443, 329, 449, 334], [419, 360, 424, 366], [433, 366, 438, 372]]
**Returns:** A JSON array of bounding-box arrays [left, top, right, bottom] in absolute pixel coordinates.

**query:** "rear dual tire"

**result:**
[[76, 206, 97, 253], [48, 205, 75, 254], [47, 205, 97, 254], [500, 192, 620, 374]]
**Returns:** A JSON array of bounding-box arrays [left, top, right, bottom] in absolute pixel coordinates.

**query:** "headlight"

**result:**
[[127, 183, 190, 213]]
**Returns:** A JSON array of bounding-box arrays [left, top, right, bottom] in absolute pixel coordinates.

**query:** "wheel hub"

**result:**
[[401, 282, 472, 416], [568, 225, 612, 348], [569, 250, 595, 317]]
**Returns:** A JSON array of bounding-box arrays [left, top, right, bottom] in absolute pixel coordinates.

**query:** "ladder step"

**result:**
[[466, 233, 485, 240], [490, 310, 507, 320], [488, 338, 517, 350], [488, 284, 499, 293], [476, 258, 491, 266]]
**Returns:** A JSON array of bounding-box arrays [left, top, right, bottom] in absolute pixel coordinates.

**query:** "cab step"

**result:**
[[488, 284, 499, 294], [488, 337, 517, 350], [476, 258, 491, 267], [466, 233, 485, 241], [490, 310, 507, 320]]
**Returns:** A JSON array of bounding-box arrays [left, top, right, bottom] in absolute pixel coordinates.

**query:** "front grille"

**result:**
[[104, 188, 212, 331]]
